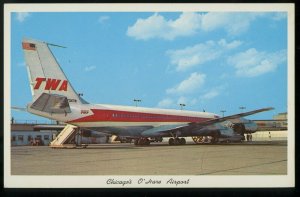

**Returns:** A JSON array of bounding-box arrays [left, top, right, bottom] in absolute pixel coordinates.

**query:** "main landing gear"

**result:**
[[134, 138, 150, 146], [191, 132, 220, 144], [168, 131, 186, 145], [168, 137, 186, 145]]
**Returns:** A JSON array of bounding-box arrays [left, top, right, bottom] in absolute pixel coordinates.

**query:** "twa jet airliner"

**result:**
[[22, 38, 273, 146]]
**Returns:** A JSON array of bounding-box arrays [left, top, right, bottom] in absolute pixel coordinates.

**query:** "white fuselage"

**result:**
[[28, 102, 219, 128]]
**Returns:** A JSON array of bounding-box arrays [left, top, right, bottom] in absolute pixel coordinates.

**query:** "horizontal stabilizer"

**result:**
[[11, 106, 27, 112], [30, 93, 71, 114]]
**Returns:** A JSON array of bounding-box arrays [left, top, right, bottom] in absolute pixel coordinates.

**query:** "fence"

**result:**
[[11, 119, 58, 125]]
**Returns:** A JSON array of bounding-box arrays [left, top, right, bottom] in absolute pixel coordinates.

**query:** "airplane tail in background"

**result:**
[[22, 38, 83, 105]]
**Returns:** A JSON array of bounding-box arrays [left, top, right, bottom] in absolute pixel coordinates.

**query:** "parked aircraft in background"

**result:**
[[21, 38, 273, 146]]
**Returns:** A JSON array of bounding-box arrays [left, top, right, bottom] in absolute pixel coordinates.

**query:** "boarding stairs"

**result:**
[[50, 124, 78, 148]]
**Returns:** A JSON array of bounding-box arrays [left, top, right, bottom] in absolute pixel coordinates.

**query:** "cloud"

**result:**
[[201, 89, 220, 100], [167, 39, 242, 71], [202, 12, 286, 35], [127, 12, 202, 40], [166, 72, 206, 94], [16, 12, 30, 22], [98, 16, 110, 24], [218, 39, 242, 49], [84, 66, 96, 72], [228, 48, 287, 77], [177, 96, 188, 105], [157, 96, 198, 109], [127, 12, 285, 40], [157, 98, 174, 108], [177, 96, 198, 106], [201, 12, 264, 35], [200, 85, 227, 101]]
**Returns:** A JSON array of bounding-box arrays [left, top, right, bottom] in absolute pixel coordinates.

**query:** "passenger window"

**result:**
[[18, 135, 24, 141]]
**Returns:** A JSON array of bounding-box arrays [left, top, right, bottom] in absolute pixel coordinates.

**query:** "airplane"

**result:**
[[21, 38, 273, 146]]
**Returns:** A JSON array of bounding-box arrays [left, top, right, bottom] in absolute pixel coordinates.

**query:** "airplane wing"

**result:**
[[187, 107, 274, 130], [141, 107, 274, 137]]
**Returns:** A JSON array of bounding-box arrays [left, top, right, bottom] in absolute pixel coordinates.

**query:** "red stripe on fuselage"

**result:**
[[69, 109, 211, 123]]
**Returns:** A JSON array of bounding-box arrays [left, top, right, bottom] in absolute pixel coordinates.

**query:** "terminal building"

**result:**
[[11, 122, 63, 146], [253, 112, 287, 131], [10, 121, 108, 146]]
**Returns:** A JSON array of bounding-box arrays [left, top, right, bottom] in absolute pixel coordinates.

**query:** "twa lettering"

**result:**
[[34, 77, 68, 91]]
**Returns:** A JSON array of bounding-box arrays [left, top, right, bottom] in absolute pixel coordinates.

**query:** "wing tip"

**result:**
[[264, 107, 275, 111]]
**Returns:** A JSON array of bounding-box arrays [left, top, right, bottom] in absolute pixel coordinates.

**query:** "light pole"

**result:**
[[220, 110, 226, 117], [179, 103, 186, 110], [133, 99, 141, 107], [239, 106, 246, 113]]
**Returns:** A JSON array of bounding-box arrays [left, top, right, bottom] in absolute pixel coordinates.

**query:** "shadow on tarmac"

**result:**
[[73, 140, 287, 149]]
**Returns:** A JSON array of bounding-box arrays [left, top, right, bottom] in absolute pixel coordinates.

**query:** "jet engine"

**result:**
[[232, 119, 258, 135], [191, 118, 258, 144]]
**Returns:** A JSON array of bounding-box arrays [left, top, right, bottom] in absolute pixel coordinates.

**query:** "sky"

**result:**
[[10, 11, 288, 123]]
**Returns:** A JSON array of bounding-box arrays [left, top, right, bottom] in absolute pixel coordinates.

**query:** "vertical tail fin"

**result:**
[[22, 38, 84, 104]]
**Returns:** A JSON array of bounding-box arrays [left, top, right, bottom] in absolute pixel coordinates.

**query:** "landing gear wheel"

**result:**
[[180, 138, 186, 145], [192, 136, 204, 144], [174, 138, 181, 145], [134, 139, 139, 145], [139, 138, 147, 145], [135, 138, 151, 146], [157, 137, 163, 142], [145, 138, 150, 146], [168, 138, 174, 145], [211, 132, 220, 144]]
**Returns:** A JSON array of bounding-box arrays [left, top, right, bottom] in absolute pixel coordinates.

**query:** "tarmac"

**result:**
[[10, 140, 287, 175]]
